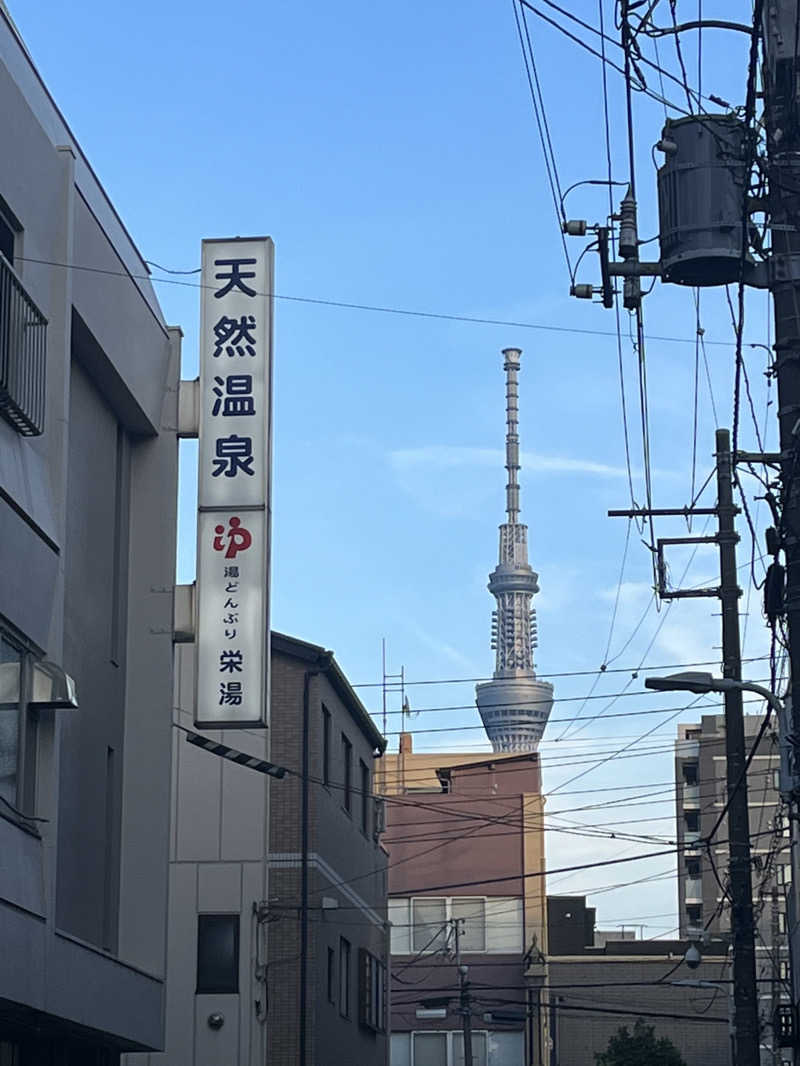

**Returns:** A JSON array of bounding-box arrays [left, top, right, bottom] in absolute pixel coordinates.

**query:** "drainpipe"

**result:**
[[299, 653, 332, 1066]]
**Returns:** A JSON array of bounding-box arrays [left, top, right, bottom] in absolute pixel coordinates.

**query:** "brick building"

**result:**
[[128, 632, 388, 1066], [383, 737, 547, 1066], [266, 634, 389, 1066]]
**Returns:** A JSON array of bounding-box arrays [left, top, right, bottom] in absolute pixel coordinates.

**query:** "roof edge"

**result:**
[[271, 630, 386, 754]]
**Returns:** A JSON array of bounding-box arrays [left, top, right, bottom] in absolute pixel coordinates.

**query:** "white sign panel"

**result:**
[[195, 237, 273, 727]]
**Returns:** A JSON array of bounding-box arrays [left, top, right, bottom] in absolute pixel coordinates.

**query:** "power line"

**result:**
[[513, 0, 574, 284], [519, 0, 694, 114], [350, 655, 769, 689], [17, 253, 763, 349], [364, 675, 772, 718]]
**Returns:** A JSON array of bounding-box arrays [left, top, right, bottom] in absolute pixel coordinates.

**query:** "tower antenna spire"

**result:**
[[476, 348, 554, 752], [503, 347, 522, 525]]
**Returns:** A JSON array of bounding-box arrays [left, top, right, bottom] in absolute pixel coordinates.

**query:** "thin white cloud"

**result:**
[[389, 445, 630, 479], [404, 621, 478, 674]]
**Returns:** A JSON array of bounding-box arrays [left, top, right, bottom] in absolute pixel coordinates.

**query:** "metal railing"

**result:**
[[0, 255, 47, 436]]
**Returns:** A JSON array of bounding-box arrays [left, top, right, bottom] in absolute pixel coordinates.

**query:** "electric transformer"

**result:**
[[657, 114, 750, 286]]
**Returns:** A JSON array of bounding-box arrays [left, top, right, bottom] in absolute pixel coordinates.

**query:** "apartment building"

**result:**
[[675, 713, 790, 1045], [383, 736, 548, 1066], [0, 5, 180, 1060]]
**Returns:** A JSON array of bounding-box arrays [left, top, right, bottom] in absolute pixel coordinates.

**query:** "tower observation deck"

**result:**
[[475, 348, 554, 752]]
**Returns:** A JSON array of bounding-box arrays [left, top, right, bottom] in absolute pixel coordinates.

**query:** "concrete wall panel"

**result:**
[[175, 733, 223, 862], [0, 818, 45, 916], [194, 995, 240, 1066], [220, 730, 268, 863], [197, 863, 242, 913]]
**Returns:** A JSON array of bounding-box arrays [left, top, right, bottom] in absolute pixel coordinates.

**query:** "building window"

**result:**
[[339, 937, 351, 1017], [686, 858, 701, 878], [359, 948, 387, 1031], [410, 897, 487, 954], [0, 634, 38, 822], [0, 637, 22, 809], [683, 762, 698, 786], [686, 904, 702, 926], [410, 1031, 489, 1066], [322, 705, 331, 786], [780, 960, 790, 982], [452, 898, 486, 952], [779, 910, 787, 935], [412, 897, 448, 952], [342, 733, 352, 814], [414, 1032, 447, 1066], [196, 914, 239, 993], [360, 759, 370, 835], [685, 811, 699, 833], [327, 946, 336, 1004], [453, 1031, 488, 1066]]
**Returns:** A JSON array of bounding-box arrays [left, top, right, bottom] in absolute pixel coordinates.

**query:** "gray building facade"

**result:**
[[675, 713, 790, 1043], [0, 6, 180, 1061], [130, 632, 389, 1066]]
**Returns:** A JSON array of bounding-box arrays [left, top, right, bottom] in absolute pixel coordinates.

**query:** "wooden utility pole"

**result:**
[[610, 428, 759, 1066]]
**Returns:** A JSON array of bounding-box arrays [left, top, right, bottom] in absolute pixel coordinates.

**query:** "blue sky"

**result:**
[[12, 0, 776, 936]]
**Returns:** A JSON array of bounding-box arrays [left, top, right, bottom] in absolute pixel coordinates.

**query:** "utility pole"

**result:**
[[717, 429, 760, 1066], [763, 8, 800, 1057], [610, 428, 759, 1066], [773, 886, 781, 1066], [453, 918, 474, 1066]]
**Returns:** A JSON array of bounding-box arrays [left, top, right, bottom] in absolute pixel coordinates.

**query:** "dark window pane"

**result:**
[[0, 212, 14, 265], [322, 706, 331, 786], [342, 734, 352, 813], [360, 760, 369, 834], [339, 937, 351, 1017], [327, 946, 336, 1003], [197, 914, 239, 993], [0, 638, 21, 806]]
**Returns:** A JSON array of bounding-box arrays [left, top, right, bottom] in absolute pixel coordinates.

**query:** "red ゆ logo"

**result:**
[[213, 517, 253, 559]]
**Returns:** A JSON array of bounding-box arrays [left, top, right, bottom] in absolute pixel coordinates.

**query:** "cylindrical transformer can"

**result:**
[[657, 114, 750, 286]]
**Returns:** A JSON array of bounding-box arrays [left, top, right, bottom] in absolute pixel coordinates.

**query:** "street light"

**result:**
[[644, 671, 783, 715], [670, 980, 735, 1066]]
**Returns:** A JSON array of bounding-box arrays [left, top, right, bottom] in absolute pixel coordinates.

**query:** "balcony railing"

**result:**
[[0, 255, 47, 436]]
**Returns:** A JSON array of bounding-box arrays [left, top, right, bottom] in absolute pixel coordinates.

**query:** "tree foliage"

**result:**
[[595, 1019, 687, 1066]]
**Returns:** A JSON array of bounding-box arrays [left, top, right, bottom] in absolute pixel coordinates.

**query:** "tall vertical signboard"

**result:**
[[195, 237, 274, 727]]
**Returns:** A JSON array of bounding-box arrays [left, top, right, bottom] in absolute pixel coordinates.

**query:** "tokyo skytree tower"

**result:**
[[475, 348, 554, 752]]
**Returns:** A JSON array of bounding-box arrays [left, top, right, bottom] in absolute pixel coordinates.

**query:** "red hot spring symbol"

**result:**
[[213, 517, 253, 559]]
